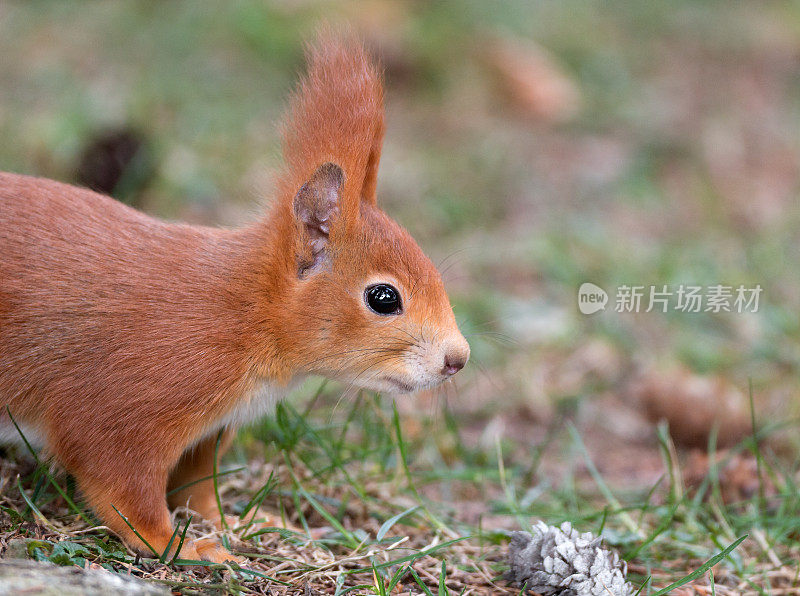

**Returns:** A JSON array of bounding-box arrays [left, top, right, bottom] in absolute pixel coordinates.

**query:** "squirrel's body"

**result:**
[[0, 33, 468, 563], [0, 173, 276, 452]]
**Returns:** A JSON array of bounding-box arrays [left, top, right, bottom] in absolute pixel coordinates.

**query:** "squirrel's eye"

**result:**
[[365, 284, 402, 315]]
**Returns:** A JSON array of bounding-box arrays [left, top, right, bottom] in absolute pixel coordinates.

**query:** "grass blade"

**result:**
[[410, 568, 435, 596], [212, 430, 230, 532], [568, 423, 641, 537], [165, 467, 245, 497], [372, 560, 387, 596], [387, 563, 411, 592], [377, 505, 419, 541], [392, 401, 446, 532], [7, 407, 91, 524], [160, 518, 184, 563], [16, 476, 51, 527], [625, 502, 679, 561], [651, 535, 748, 595], [167, 515, 193, 564], [298, 486, 359, 549], [346, 537, 468, 574], [111, 504, 159, 558]]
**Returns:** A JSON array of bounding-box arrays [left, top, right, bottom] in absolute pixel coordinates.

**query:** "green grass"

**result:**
[[1, 1, 800, 594], [2, 387, 799, 593]]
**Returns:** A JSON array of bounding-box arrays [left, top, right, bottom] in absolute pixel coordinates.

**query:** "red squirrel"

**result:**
[[0, 32, 469, 563]]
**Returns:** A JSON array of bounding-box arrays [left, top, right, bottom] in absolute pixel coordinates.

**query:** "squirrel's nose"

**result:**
[[442, 339, 470, 376], [442, 355, 465, 376]]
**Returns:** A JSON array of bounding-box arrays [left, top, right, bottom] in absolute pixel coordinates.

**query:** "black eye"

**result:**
[[365, 284, 402, 315]]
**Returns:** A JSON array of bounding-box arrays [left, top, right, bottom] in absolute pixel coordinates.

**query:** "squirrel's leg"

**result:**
[[77, 466, 207, 562], [166, 428, 246, 563], [168, 429, 308, 538], [167, 429, 235, 522]]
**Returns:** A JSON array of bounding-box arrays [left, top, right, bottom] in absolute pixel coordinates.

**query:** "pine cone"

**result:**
[[507, 521, 634, 596]]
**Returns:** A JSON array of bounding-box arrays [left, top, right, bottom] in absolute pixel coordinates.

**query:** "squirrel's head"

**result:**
[[262, 34, 468, 393], [280, 161, 469, 394]]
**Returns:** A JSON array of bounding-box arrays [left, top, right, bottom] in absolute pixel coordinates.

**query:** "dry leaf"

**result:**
[[484, 35, 580, 123], [632, 366, 751, 449], [684, 450, 776, 505]]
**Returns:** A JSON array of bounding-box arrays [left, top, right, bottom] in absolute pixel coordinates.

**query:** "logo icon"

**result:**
[[578, 282, 608, 314]]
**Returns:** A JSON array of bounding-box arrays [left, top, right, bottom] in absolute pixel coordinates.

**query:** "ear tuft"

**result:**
[[293, 162, 344, 277]]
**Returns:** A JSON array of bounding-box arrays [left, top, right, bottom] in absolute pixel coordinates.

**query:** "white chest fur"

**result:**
[[0, 420, 46, 450], [210, 376, 300, 434]]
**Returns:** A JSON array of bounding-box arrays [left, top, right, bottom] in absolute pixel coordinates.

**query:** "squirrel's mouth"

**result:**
[[380, 376, 416, 393]]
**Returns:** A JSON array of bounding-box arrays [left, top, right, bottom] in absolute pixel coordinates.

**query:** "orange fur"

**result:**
[[0, 32, 468, 562]]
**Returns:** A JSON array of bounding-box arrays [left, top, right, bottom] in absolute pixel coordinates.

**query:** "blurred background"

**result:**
[[1, 1, 800, 588]]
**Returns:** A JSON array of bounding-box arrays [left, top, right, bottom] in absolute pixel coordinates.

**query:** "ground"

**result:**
[[1, 2, 800, 594]]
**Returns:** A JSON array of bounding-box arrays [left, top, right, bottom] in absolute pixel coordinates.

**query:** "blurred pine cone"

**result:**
[[76, 128, 154, 207]]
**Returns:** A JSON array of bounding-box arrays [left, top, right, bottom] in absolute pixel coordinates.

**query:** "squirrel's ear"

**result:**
[[293, 162, 345, 277], [361, 135, 382, 206]]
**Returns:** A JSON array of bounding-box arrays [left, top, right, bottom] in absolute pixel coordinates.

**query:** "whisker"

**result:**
[[464, 331, 518, 346], [436, 247, 471, 272], [465, 356, 502, 392], [456, 315, 515, 330], [300, 344, 411, 370], [389, 325, 421, 346]]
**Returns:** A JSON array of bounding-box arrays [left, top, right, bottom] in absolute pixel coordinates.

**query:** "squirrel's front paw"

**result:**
[[193, 538, 246, 565], [167, 538, 244, 565]]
